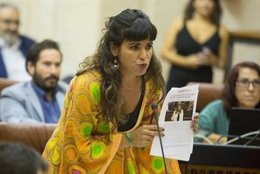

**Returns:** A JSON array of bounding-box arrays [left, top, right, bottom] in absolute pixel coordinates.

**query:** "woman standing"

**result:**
[[161, 0, 229, 90], [43, 9, 199, 174]]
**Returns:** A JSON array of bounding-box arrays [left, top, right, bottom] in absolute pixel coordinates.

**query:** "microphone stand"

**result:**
[[151, 103, 168, 174], [244, 130, 260, 146], [224, 130, 260, 145]]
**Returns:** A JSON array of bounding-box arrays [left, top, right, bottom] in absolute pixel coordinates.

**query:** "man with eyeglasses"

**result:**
[[0, 3, 35, 81]]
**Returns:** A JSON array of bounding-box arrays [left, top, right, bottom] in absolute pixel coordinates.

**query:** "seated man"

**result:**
[[0, 39, 67, 123], [0, 142, 48, 174], [0, 3, 35, 80]]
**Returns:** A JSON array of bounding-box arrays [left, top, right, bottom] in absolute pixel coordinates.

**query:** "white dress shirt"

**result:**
[[0, 37, 31, 81], [171, 109, 184, 121]]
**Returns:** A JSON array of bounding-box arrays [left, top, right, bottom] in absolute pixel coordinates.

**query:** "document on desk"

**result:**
[[150, 84, 199, 161]]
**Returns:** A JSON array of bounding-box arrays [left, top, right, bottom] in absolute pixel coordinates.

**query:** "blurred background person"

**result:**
[[0, 39, 67, 123], [197, 61, 260, 144], [0, 3, 35, 81], [161, 0, 229, 90], [0, 142, 48, 174]]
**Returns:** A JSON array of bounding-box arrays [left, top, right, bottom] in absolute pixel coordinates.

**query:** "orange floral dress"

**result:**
[[42, 71, 180, 174]]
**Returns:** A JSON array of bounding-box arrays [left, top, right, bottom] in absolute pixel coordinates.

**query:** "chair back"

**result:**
[[0, 123, 56, 154], [196, 83, 224, 111], [0, 78, 17, 93]]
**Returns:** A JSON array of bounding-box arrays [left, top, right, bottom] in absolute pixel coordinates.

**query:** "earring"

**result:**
[[113, 57, 119, 70]]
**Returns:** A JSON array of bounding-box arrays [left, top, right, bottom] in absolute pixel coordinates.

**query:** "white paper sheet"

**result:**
[[150, 84, 199, 161]]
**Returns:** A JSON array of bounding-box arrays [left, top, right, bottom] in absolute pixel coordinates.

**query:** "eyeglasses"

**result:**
[[0, 19, 19, 25], [236, 79, 260, 89]]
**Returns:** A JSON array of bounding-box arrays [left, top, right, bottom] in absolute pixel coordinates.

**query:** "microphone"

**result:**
[[151, 102, 168, 174]]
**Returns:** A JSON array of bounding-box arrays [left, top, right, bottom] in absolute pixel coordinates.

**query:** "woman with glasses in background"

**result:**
[[196, 61, 260, 144]]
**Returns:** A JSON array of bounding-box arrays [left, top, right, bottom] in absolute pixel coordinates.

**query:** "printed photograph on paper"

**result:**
[[164, 101, 194, 122]]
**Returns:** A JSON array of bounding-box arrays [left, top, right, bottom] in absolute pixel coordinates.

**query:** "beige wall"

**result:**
[[5, 0, 260, 83]]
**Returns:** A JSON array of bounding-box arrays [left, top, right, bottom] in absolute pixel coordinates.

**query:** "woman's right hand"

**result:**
[[128, 125, 164, 148]]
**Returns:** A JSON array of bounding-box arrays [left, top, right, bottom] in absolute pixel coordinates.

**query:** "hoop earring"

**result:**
[[113, 57, 119, 70]]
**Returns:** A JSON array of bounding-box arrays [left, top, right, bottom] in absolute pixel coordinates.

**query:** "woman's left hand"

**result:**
[[191, 113, 199, 134]]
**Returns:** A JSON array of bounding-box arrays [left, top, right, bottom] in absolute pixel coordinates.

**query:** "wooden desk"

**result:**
[[179, 143, 260, 174]]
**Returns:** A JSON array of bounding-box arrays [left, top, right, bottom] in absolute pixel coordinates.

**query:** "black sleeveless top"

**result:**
[[117, 94, 143, 132], [166, 23, 221, 90]]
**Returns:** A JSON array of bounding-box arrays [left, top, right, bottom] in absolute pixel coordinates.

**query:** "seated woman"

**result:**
[[196, 61, 260, 144]]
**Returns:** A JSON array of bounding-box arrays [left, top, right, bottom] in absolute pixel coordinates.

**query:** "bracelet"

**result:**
[[125, 132, 133, 147]]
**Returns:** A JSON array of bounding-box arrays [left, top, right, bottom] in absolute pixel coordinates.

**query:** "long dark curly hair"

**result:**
[[77, 9, 165, 127], [222, 61, 260, 116], [184, 0, 222, 26]]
